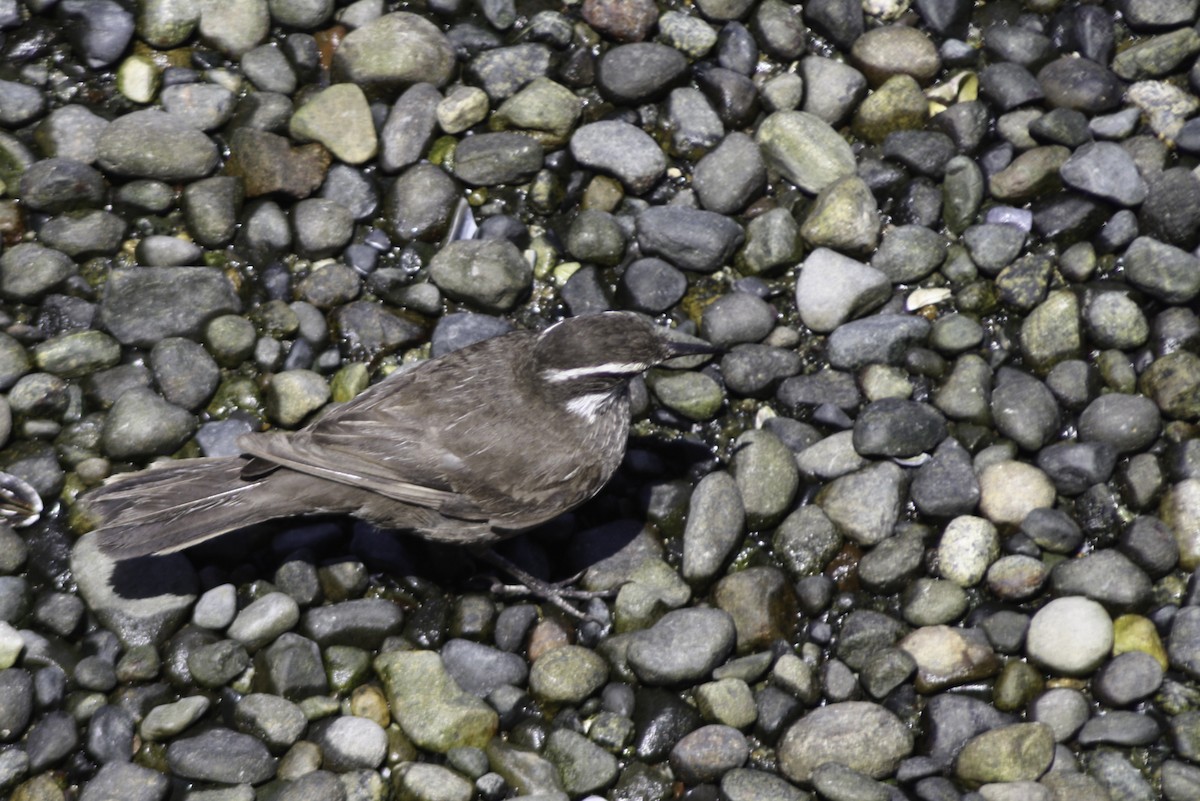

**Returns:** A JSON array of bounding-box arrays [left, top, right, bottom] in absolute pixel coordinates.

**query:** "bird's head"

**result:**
[[533, 312, 717, 400]]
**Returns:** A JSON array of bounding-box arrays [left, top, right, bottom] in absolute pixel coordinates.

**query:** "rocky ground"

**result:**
[[2, 0, 1200, 799]]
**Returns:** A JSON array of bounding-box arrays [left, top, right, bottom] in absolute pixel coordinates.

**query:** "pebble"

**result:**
[[977, 461, 1056, 526], [635, 206, 744, 273], [794, 248, 890, 333], [756, 110, 857, 193], [166, 728, 276, 784], [627, 608, 736, 685], [78, 762, 169, 801], [428, 239, 532, 312], [700, 292, 774, 347], [937, 515, 999, 587], [816, 461, 904, 546], [315, 715, 387, 770], [333, 12, 456, 91], [227, 592, 301, 651], [235, 693, 307, 751], [96, 109, 219, 180], [1026, 596, 1113, 676], [778, 702, 912, 783], [954, 723, 1054, 785], [374, 650, 497, 752], [681, 471, 744, 584], [669, 724, 748, 784]]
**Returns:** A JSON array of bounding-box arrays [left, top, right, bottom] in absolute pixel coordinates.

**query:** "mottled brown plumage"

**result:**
[[85, 312, 714, 559]]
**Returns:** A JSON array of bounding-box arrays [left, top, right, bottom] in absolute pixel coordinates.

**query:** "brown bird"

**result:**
[[83, 312, 716, 560]]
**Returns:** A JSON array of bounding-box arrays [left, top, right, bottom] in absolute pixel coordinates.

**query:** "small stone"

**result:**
[[1026, 596, 1113, 676]]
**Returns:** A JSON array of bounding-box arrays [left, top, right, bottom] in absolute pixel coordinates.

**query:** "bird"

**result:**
[[82, 312, 718, 561]]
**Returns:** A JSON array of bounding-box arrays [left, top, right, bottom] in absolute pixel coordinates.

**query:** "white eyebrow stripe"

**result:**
[[543, 362, 648, 382]]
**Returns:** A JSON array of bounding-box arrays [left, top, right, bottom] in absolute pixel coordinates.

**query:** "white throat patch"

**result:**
[[566, 391, 617, 420], [543, 362, 648, 383]]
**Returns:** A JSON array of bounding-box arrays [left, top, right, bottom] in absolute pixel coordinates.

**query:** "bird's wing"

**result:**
[[237, 429, 489, 519], [238, 336, 538, 521]]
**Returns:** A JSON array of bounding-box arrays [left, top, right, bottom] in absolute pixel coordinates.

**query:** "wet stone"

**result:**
[[1050, 549, 1152, 613], [954, 723, 1053, 786], [452, 132, 543, 187], [817, 461, 904, 547], [569, 120, 666, 195], [778, 702, 912, 784], [627, 608, 736, 685], [428, 239, 531, 312], [597, 42, 689, 104], [96, 109, 219, 181], [852, 398, 947, 458], [757, 110, 857, 193], [1027, 596, 1113, 676], [693, 132, 766, 214], [1078, 393, 1161, 454], [700, 292, 775, 348], [795, 248, 889, 333], [166, 728, 276, 785], [669, 724, 749, 784], [332, 12, 456, 92], [636, 206, 744, 273]]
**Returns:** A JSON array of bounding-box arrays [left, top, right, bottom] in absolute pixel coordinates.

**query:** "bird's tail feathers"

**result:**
[[84, 457, 300, 559]]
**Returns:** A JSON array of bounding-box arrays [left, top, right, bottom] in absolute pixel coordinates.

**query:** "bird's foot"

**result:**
[[478, 549, 615, 622]]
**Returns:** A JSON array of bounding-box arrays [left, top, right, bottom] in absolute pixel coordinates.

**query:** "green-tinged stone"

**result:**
[[33, 331, 121, 378], [851, 74, 928, 144], [485, 740, 564, 796], [645, 370, 724, 421], [206, 376, 264, 420], [393, 763, 474, 801], [755, 111, 856, 194], [993, 660, 1044, 712], [331, 363, 370, 403], [954, 723, 1054, 786], [1140, 351, 1200, 420], [374, 650, 497, 753], [1020, 290, 1081, 373], [1113, 614, 1169, 670], [325, 645, 372, 693], [614, 558, 692, 633]]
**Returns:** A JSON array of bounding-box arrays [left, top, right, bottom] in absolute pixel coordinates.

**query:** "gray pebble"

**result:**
[[669, 724, 748, 784], [1050, 549, 1152, 612], [795, 248, 890, 333], [96, 109, 219, 180], [441, 638, 528, 697], [1078, 392, 1161, 454], [166, 727, 277, 784], [100, 388, 196, 460], [779, 702, 912, 783], [636, 206, 745, 273], [235, 693, 308, 752], [693, 132, 766, 213], [227, 592, 300, 650], [627, 608, 736, 685], [452, 132, 543, 186], [852, 397, 947, 458], [570, 120, 667, 194], [316, 715, 387, 771], [827, 314, 930, 370], [429, 239, 532, 312], [597, 42, 688, 104], [700, 292, 775, 347], [79, 762, 169, 801], [99, 267, 240, 348], [682, 471, 744, 584]]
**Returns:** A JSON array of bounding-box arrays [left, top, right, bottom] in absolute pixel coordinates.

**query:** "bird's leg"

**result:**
[[476, 548, 616, 621]]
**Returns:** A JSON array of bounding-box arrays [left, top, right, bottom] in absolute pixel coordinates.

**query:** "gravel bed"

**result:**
[[1, 1, 1200, 800]]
